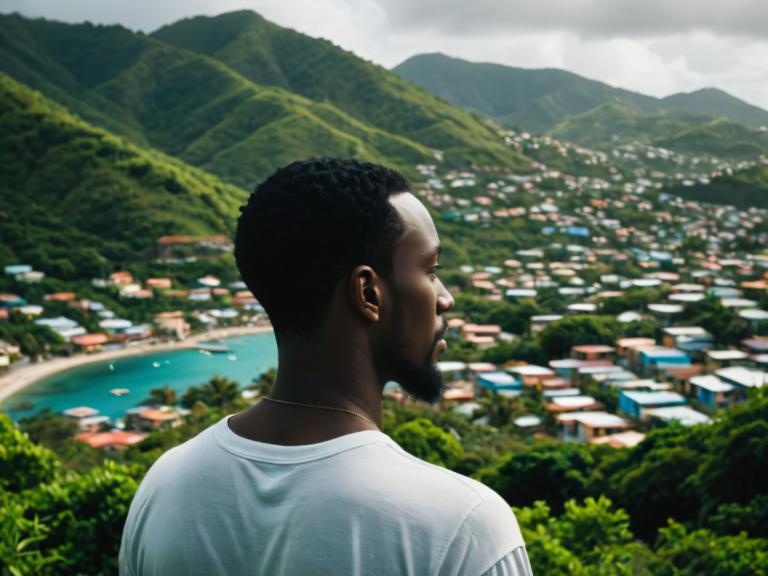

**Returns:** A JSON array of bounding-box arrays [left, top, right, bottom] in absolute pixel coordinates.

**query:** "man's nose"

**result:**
[[437, 281, 454, 314]]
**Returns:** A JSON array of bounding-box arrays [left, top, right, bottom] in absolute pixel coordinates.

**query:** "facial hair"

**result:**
[[392, 311, 447, 404]]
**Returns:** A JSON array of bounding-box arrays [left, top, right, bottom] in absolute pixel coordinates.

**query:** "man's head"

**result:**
[[235, 158, 453, 402]]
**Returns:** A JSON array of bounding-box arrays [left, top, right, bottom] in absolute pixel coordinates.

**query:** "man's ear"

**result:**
[[349, 265, 382, 323]]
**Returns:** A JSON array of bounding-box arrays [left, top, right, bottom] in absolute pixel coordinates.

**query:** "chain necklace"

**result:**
[[261, 396, 378, 427]]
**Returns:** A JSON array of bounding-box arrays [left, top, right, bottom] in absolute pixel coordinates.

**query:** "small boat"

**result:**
[[109, 363, 115, 371], [152, 362, 161, 368], [228, 354, 237, 361], [196, 343, 229, 354], [199, 349, 212, 356], [110, 388, 130, 397]]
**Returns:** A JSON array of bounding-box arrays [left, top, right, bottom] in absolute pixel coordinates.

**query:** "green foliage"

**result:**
[[1, 391, 768, 575], [539, 315, 620, 360], [551, 497, 632, 556], [23, 461, 139, 576], [597, 392, 768, 540], [656, 521, 768, 576], [707, 495, 768, 538], [153, 12, 528, 170], [182, 375, 241, 409], [516, 498, 665, 576], [665, 163, 768, 210], [599, 287, 668, 316], [473, 391, 525, 429], [0, 312, 62, 359], [0, 492, 61, 576], [613, 444, 702, 540], [550, 102, 768, 159], [0, 12, 528, 194], [0, 72, 246, 274], [147, 386, 177, 407], [682, 297, 749, 346], [516, 501, 589, 576], [480, 442, 600, 513], [16, 411, 103, 473], [391, 418, 463, 468], [251, 367, 277, 397], [453, 293, 541, 335], [481, 339, 548, 365], [0, 414, 59, 492], [694, 416, 768, 517]]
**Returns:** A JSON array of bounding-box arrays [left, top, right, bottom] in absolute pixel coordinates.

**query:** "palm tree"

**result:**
[[149, 385, 177, 407], [200, 375, 240, 408]]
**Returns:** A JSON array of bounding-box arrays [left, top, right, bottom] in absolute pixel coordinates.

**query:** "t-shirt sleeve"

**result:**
[[437, 491, 527, 576], [480, 547, 533, 576]]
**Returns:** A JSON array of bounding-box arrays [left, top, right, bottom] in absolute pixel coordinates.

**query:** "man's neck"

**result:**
[[228, 334, 383, 445]]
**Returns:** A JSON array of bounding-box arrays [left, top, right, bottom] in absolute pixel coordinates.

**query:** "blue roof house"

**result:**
[[619, 390, 688, 420], [477, 371, 521, 392], [689, 375, 734, 410], [638, 347, 691, 375]]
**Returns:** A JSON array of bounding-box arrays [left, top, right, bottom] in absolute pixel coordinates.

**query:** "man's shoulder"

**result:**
[[374, 440, 498, 501], [356, 441, 525, 574], [336, 438, 507, 520]]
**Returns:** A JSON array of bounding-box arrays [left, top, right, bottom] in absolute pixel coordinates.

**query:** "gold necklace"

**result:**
[[261, 396, 378, 427]]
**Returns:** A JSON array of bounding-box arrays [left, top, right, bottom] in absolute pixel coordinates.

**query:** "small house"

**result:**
[[476, 371, 521, 392], [557, 411, 632, 442], [644, 406, 711, 426], [618, 390, 687, 420], [689, 375, 734, 410]]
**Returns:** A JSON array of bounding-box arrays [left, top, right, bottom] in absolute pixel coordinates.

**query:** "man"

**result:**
[[120, 158, 532, 575]]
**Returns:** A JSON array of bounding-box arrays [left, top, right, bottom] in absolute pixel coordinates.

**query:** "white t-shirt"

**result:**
[[120, 416, 532, 575]]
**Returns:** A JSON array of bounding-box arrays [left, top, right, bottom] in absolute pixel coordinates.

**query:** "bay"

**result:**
[[0, 332, 277, 422]]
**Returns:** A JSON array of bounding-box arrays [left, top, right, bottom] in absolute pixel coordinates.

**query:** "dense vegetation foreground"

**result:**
[[2, 385, 767, 575]]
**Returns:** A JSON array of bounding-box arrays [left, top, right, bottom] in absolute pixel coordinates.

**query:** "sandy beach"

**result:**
[[0, 325, 273, 406]]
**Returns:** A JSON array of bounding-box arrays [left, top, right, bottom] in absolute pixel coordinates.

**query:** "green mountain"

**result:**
[[0, 72, 246, 277], [0, 13, 528, 189], [654, 119, 768, 160], [393, 53, 658, 133], [549, 102, 768, 159], [393, 53, 768, 135], [661, 88, 768, 130], [151, 11, 526, 169]]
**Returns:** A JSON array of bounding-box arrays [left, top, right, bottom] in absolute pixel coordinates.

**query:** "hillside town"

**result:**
[[2, 133, 767, 453]]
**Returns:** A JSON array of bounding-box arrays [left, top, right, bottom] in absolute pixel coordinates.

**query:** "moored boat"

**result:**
[[196, 343, 229, 353]]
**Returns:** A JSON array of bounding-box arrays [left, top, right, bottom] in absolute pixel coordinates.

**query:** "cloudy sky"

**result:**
[[4, 0, 768, 110]]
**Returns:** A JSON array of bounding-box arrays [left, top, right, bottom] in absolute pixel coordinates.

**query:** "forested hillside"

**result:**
[[0, 12, 529, 188], [665, 163, 768, 210], [394, 52, 768, 134], [152, 11, 527, 169], [549, 102, 768, 159], [0, 72, 245, 277]]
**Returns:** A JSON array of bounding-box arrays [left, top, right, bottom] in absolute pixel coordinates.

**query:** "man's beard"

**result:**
[[391, 305, 447, 404], [394, 346, 445, 404]]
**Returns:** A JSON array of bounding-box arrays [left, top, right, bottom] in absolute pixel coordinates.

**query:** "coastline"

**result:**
[[0, 325, 273, 407]]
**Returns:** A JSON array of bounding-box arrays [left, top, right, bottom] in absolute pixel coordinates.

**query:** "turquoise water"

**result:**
[[0, 332, 278, 422]]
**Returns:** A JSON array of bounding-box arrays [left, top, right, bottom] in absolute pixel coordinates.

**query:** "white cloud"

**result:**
[[377, 0, 768, 40]]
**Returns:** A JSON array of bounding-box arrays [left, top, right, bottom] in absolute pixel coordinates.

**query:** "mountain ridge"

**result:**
[[151, 11, 529, 169], [0, 12, 529, 187], [394, 52, 768, 135]]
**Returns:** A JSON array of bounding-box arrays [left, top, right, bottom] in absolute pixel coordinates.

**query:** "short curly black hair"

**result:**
[[235, 158, 410, 339]]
